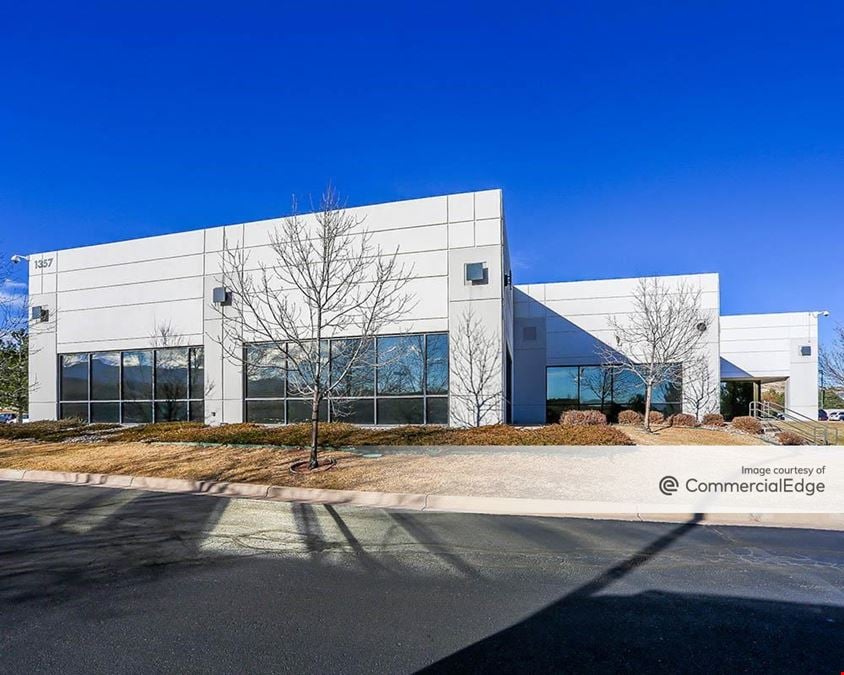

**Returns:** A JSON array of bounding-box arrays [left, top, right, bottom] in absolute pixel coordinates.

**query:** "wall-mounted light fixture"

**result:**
[[696, 321, 708, 332], [800, 345, 812, 357], [212, 286, 231, 305], [30, 305, 48, 322]]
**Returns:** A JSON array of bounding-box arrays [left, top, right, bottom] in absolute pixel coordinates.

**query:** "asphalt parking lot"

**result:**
[[0, 480, 842, 673]]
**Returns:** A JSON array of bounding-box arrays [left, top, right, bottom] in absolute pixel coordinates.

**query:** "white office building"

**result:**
[[26, 189, 820, 426]]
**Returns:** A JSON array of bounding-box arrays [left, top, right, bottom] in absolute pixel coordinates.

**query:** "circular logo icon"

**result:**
[[659, 475, 679, 496]]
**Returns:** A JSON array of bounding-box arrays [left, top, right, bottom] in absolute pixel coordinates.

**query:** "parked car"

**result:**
[[828, 410, 844, 422], [819, 409, 828, 421], [0, 413, 16, 424]]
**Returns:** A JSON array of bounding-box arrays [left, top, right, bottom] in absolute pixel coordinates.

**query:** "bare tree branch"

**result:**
[[451, 309, 501, 427], [820, 323, 844, 390], [210, 186, 414, 467], [682, 355, 717, 421], [598, 278, 711, 431]]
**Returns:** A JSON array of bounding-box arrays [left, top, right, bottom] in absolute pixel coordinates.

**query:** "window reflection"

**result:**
[[243, 333, 449, 425], [377, 335, 424, 396], [155, 348, 189, 401], [59, 347, 204, 423], [426, 334, 449, 395], [61, 354, 89, 401], [546, 364, 682, 422], [245, 344, 286, 398], [91, 352, 120, 400], [122, 351, 153, 400]]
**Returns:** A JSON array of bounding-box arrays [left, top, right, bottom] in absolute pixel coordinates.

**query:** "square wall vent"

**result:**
[[800, 345, 812, 357], [465, 262, 485, 282]]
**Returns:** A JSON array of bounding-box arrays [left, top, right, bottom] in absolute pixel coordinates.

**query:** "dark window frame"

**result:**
[[545, 363, 683, 423], [242, 332, 449, 426], [58, 346, 205, 423]]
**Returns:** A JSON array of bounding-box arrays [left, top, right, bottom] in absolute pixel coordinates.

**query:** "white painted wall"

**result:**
[[720, 312, 819, 419], [28, 190, 507, 425], [513, 273, 721, 424]]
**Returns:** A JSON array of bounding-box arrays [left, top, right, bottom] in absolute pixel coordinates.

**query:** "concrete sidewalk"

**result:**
[[1, 467, 841, 531]]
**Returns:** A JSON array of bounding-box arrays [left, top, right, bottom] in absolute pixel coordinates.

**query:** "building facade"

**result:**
[[26, 189, 820, 425]]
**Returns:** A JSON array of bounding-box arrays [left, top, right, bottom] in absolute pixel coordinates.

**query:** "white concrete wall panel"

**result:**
[[720, 312, 819, 418], [29, 190, 505, 424], [513, 273, 722, 422], [58, 230, 205, 271]]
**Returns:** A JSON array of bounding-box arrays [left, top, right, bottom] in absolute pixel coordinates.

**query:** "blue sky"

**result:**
[[1, 2, 842, 343]]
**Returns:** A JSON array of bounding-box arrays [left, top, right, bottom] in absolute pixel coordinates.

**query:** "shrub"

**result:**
[[702, 413, 725, 427], [560, 410, 607, 426], [669, 413, 697, 427], [777, 431, 806, 446], [648, 411, 665, 425], [617, 410, 644, 425], [732, 416, 762, 434]]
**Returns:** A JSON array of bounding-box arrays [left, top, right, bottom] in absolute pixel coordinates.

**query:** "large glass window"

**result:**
[[122, 351, 153, 400], [245, 344, 286, 398], [243, 332, 449, 425], [546, 364, 681, 422], [377, 335, 424, 396], [155, 348, 189, 401], [546, 366, 579, 422], [189, 347, 204, 399], [331, 339, 374, 397], [59, 347, 204, 423], [60, 354, 89, 401], [426, 334, 449, 395], [91, 352, 120, 400]]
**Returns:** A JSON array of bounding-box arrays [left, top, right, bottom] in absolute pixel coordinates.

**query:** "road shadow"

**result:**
[[422, 514, 844, 672], [0, 481, 228, 605]]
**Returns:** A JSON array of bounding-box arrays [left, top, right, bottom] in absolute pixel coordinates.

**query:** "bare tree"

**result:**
[[820, 323, 844, 390], [600, 278, 711, 431], [682, 355, 717, 421], [213, 186, 413, 468], [451, 309, 501, 427], [150, 320, 183, 348], [579, 366, 613, 413], [1, 258, 26, 343]]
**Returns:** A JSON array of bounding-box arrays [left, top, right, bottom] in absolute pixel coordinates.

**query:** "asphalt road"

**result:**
[[0, 481, 842, 674]]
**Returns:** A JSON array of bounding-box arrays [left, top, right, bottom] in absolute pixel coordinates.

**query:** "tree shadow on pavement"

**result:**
[[422, 513, 844, 673], [0, 482, 228, 605]]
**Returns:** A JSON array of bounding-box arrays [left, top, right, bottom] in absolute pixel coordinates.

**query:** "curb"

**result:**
[[1, 468, 842, 531]]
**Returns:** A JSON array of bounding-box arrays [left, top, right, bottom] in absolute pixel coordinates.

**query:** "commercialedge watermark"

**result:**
[[660, 465, 828, 497]]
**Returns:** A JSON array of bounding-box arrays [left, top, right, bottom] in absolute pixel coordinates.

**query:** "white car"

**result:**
[[828, 410, 844, 422]]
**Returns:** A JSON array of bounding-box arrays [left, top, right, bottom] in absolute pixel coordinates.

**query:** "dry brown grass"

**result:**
[[0, 440, 608, 499], [619, 425, 766, 446]]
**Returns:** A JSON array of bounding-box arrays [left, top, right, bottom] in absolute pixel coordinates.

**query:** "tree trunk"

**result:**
[[644, 384, 653, 432], [309, 392, 320, 469]]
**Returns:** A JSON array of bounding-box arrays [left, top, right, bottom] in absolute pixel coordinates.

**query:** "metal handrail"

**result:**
[[749, 400, 839, 445]]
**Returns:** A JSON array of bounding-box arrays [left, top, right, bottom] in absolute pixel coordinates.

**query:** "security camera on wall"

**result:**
[[10, 254, 23, 264]]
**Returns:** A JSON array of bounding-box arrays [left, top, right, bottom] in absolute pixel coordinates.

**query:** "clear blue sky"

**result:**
[[1, 2, 842, 343]]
